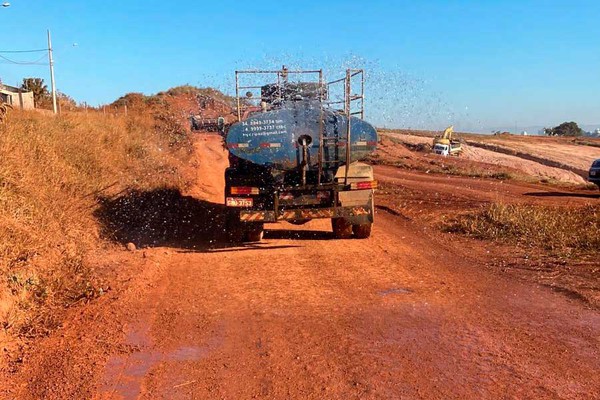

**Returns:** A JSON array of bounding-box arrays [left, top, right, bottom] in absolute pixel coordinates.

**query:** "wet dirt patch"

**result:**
[[378, 288, 414, 296], [95, 188, 229, 250], [101, 320, 223, 399]]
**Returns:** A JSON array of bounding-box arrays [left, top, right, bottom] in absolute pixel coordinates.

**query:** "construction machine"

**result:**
[[432, 126, 462, 156]]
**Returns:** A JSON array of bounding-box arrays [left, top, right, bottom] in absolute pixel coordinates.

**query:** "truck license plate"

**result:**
[[226, 197, 253, 207]]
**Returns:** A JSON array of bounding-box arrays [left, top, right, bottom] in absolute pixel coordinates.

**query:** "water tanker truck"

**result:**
[[222, 67, 378, 242]]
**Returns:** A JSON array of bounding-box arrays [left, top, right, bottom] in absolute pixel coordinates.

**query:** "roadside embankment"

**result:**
[[0, 110, 192, 350]]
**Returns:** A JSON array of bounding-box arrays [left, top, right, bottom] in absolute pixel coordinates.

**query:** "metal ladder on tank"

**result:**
[[317, 69, 365, 185]]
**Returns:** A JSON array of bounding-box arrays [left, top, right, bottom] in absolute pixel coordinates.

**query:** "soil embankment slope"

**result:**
[[382, 131, 595, 184]]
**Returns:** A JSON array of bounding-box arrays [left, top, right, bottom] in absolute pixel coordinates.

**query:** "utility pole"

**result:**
[[47, 30, 57, 114]]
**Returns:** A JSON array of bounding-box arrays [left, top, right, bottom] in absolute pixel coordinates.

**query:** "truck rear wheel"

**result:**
[[245, 223, 264, 242], [225, 212, 244, 243], [352, 223, 372, 239], [332, 218, 353, 239]]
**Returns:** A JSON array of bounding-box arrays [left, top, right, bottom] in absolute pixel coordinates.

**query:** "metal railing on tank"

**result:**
[[321, 69, 365, 184], [233, 67, 366, 186], [234, 67, 325, 121]]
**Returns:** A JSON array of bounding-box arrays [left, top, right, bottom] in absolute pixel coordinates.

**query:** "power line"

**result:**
[[0, 49, 47, 53], [0, 53, 48, 65], [0, 61, 47, 65], [1, 30, 59, 114]]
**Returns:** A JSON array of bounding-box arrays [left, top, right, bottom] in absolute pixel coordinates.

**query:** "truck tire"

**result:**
[[352, 223, 372, 239], [225, 213, 244, 243], [245, 223, 264, 242], [332, 218, 353, 239]]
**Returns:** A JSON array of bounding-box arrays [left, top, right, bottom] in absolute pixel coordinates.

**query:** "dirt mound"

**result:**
[[375, 133, 524, 180], [109, 86, 237, 138], [187, 135, 229, 203], [381, 132, 589, 184], [462, 145, 586, 184], [474, 138, 598, 173], [0, 109, 194, 386], [368, 136, 415, 164]]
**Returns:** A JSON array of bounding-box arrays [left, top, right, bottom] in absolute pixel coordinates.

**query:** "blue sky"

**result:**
[[1, 0, 599, 132]]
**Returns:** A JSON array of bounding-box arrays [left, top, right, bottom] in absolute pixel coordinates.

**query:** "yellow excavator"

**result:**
[[432, 126, 462, 156]]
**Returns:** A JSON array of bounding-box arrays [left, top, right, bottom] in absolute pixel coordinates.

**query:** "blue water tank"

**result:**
[[226, 100, 377, 171]]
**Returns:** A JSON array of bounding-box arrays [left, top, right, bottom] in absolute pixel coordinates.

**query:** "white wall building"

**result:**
[[0, 83, 35, 110]]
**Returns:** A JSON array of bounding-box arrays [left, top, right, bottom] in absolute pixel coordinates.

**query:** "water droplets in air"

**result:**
[[206, 51, 474, 131]]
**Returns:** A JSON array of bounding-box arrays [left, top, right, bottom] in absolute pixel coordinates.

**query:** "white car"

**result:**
[[433, 143, 450, 156]]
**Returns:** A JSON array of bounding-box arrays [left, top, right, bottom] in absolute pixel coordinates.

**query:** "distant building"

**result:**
[[521, 130, 528, 136], [0, 83, 35, 110]]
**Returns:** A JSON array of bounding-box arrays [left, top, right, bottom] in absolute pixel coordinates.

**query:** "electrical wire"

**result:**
[[0, 61, 48, 65], [0, 53, 48, 65], [0, 49, 47, 53]]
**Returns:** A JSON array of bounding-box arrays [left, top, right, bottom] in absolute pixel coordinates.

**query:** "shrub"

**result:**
[[445, 203, 600, 252]]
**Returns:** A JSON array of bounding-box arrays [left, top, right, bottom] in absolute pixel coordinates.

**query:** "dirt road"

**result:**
[[87, 216, 597, 400], [8, 136, 599, 399]]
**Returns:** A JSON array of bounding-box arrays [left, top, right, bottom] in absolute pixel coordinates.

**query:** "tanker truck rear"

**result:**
[[223, 67, 378, 242]]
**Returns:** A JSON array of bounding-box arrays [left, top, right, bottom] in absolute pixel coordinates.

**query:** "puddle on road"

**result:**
[[101, 321, 222, 399], [378, 287, 414, 296], [168, 346, 211, 362]]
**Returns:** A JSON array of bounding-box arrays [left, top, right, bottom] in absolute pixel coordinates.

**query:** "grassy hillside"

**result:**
[[0, 110, 192, 337]]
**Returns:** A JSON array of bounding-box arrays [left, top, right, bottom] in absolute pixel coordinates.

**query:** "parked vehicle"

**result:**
[[589, 159, 600, 188], [432, 126, 462, 156], [221, 67, 378, 242]]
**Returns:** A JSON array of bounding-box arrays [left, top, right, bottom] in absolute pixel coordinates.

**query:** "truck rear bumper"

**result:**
[[237, 205, 372, 223]]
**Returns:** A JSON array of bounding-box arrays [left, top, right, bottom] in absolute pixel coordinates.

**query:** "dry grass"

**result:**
[[0, 109, 192, 336], [446, 203, 600, 253]]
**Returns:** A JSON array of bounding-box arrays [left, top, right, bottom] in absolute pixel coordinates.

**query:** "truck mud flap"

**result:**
[[239, 206, 371, 223]]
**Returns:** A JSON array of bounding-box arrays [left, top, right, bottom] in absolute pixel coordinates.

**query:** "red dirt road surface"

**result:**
[[6, 136, 599, 399]]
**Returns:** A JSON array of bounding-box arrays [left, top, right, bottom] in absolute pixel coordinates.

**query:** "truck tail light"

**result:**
[[230, 186, 259, 195], [350, 180, 378, 190]]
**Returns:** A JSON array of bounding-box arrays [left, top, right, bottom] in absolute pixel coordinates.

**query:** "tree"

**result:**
[[57, 92, 77, 111], [21, 77, 51, 107], [544, 121, 584, 137]]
